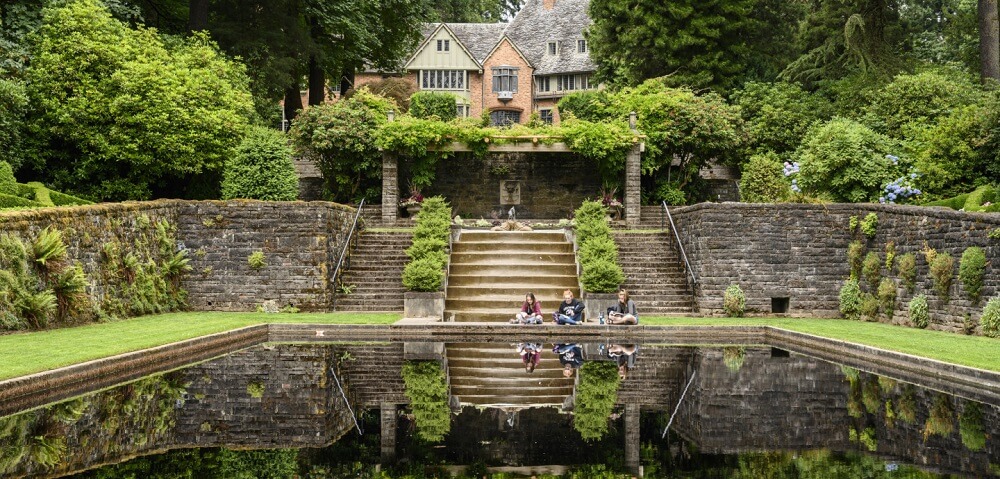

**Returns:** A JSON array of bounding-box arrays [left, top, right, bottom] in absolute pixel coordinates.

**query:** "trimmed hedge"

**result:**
[[0, 193, 43, 209], [402, 196, 451, 292], [409, 92, 458, 121], [575, 200, 624, 293]]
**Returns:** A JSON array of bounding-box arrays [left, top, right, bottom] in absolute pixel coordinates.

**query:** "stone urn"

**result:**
[[404, 204, 422, 217]]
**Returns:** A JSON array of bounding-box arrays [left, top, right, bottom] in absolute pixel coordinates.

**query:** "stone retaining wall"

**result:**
[[672, 203, 1000, 332]]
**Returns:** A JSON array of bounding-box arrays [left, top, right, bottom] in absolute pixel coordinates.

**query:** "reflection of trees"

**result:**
[[574, 362, 621, 441], [401, 361, 450, 443], [0, 372, 186, 476]]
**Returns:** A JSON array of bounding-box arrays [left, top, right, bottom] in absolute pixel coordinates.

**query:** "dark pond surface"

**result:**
[[0, 341, 997, 478]]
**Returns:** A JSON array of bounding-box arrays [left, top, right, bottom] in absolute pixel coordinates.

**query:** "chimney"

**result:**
[[543, 0, 556, 10]]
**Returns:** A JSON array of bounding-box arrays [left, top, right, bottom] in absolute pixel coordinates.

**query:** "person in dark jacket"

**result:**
[[553, 289, 585, 325], [607, 289, 638, 325], [510, 292, 543, 324], [554, 343, 584, 377]]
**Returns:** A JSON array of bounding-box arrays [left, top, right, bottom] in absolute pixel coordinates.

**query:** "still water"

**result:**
[[0, 341, 996, 478]]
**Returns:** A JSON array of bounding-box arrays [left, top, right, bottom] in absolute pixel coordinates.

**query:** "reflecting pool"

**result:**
[[1, 341, 997, 478]]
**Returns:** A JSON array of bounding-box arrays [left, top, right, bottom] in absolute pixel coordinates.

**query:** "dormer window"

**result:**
[[548, 41, 557, 55], [578, 40, 588, 53], [437, 39, 450, 52]]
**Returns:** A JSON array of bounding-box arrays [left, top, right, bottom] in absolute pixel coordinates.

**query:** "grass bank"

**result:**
[[644, 317, 1000, 372], [0, 312, 401, 380]]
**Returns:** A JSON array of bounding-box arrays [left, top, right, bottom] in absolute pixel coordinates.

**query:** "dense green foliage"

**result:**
[[877, 278, 896, 316], [958, 247, 986, 303], [732, 82, 833, 156], [959, 401, 986, 452], [402, 197, 451, 292], [909, 294, 930, 329], [401, 361, 451, 442], [25, 0, 254, 201], [796, 118, 897, 203], [409, 92, 458, 121], [981, 297, 1000, 338], [574, 361, 620, 441], [928, 252, 954, 301], [839, 279, 862, 320], [847, 241, 865, 279], [290, 89, 395, 203], [0, 79, 27, 171], [221, 126, 299, 201], [739, 152, 788, 203], [723, 284, 746, 317], [862, 251, 881, 290], [896, 253, 917, 292], [575, 201, 624, 293]]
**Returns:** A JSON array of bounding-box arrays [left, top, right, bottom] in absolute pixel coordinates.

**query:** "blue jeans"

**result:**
[[556, 313, 582, 325]]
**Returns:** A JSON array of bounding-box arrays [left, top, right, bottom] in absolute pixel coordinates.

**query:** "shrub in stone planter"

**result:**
[[896, 253, 916, 293], [862, 251, 882, 290], [981, 297, 1000, 338], [929, 252, 954, 301], [581, 258, 624, 293], [908, 294, 929, 329], [574, 361, 620, 441], [839, 279, 862, 320], [847, 241, 865, 279], [958, 247, 986, 303], [574, 200, 611, 246], [406, 237, 448, 264], [578, 235, 618, 264], [402, 257, 444, 292], [723, 284, 745, 317], [877, 278, 897, 316], [859, 292, 879, 321]]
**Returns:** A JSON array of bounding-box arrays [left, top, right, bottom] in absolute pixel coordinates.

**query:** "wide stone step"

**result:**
[[444, 310, 532, 323], [450, 263, 577, 276], [448, 365, 570, 378], [450, 379, 572, 390], [459, 231, 568, 242], [454, 395, 569, 406], [445, 296, 578, 311], [450, 252, 576, 264], [446, 286, 579, 298], [447, 274, 579, 287], [452, 242, 573, 254]]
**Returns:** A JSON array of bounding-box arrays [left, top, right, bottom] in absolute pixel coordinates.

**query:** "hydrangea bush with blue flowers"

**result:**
[[879, 155, 922, 204]]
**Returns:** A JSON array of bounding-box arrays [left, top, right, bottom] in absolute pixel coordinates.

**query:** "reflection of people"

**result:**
[[517, 343, 543, 373], [510, 292, 543, 324], [553, 290, 585, 325], [606, 289, 638, 325], [554, 343, 584, 377], [608, 344, 638, 380]]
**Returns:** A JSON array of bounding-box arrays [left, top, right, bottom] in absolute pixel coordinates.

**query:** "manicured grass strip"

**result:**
[[643, 317, 1000, 372], [0, 312, 401, 380]]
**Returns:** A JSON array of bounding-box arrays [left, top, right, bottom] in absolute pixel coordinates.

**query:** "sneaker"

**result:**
[[599, 313, 605, 325], [509, 318, 519, 324]]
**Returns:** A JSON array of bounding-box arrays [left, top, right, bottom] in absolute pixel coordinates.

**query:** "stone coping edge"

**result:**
[[3, 323, 999, 417]]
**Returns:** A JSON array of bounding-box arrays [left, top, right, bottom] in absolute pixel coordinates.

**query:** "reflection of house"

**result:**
[[355, 0, 599, 126]]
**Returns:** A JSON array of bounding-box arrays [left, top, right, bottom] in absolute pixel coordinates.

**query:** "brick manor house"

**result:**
[[355, 0, 599, 126]]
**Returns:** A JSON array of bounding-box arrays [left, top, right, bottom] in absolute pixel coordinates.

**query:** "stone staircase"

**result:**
[[446, 230, 580, 323], [613, 231, 694, 316], [334, 230, 413, 311], [446, 343, 575, 407]]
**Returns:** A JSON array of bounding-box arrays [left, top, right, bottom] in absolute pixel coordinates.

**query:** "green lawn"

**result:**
[[644, 317, 1000, 372], [0, 312, 401, 381]]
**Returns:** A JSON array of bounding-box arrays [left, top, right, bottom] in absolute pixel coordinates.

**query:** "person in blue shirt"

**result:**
[[554, 343, 584, 377]]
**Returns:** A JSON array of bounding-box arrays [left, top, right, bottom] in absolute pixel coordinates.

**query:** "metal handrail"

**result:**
[[332, 198, 366, 294], [662, 201, 697, 286]]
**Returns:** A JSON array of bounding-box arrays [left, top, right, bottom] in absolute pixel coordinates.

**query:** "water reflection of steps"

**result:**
[[446, 231, 580, 323], [447, 343, 575, 407]]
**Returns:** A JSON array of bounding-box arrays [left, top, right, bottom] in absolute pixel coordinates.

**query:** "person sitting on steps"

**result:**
[[517, 342, 543, 373], [605, 289, 638, 325], [553, 289, 585, 325], [510, 292, 543, 324]]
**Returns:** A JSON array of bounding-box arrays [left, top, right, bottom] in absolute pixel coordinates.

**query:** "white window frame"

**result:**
[[421, 70, 466, 91], [436, 39, 450, 52], [578, 39, 588, 53]]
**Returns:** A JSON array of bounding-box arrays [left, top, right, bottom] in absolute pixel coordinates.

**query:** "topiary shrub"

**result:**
[[981, 297, 1000, 338], [877, 278, 896, 316], [574, 362, 621, 441], [406, 238, 448, 263], [839, 279, 862, 320], [221, 126, 299, 201], [896, 253, 917, 293], [909, 294, 929, 329], [847, 241, 865, 279], [958, 247, 986, 303], [401, 361, 450, 442], [739, 152, 788, 203], [723, 283, 746, 317], [862, 251, 881, 290], [573, 200, 611, 246], [0, 161, 16, 196], [929, 252, 954, 301], [578, 236, 618, 264], [409, 92, 458, 121], [402, 257, 444, 292], [580, 258, 624, 293], [959, 402, 986, 452]]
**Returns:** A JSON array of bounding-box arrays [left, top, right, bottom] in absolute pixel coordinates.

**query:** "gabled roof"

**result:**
[[482, 34, 533, 68], [505, 0, 596, 75], [446, 23, 509, 63], [405, 23, 483, 70]]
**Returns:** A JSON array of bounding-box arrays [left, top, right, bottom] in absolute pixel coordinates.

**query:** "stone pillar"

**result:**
[[625, 403, 641, 476], [380, 402, 397, 463], [625, 111, 642, 227], [381, 152, 398, 225]]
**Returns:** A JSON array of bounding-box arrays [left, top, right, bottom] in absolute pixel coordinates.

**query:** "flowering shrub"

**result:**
[[879, 158, 922, 204], [783, 161, 801, 194]]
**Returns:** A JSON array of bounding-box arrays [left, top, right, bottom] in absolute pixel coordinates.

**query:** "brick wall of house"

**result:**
[[468, 71, 486, 119], [535, 98, 561, 124], [481, 38, 534, 124]]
